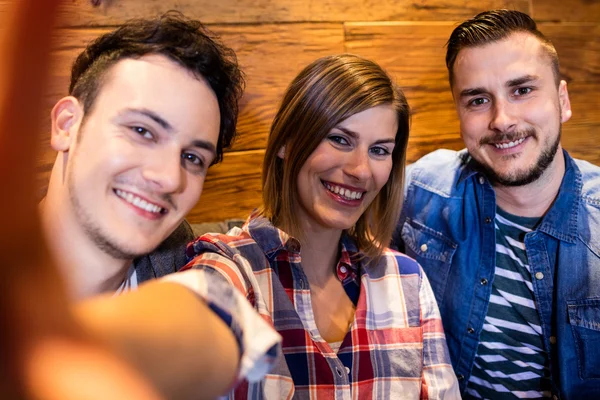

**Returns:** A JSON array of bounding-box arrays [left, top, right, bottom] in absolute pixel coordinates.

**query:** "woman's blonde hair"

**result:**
[[261, 54, 410, 259]]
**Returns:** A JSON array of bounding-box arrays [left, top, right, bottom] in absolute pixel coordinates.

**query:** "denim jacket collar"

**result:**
[[458, 149, 580, 244]]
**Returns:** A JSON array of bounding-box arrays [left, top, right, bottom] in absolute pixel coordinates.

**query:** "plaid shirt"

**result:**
[[181, 214, 459, 399]]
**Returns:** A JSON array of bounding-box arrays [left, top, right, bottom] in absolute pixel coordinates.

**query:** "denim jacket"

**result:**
[[393, 149, 600, 399]]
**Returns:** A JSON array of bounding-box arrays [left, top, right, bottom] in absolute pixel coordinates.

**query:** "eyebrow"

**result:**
[[336, 126, 396, 145], [191, 139, 217, 157], [506, 74, 539, 87], [459, 87, 487, 98], [459, 74, 541, 98], [121, 108, 174, 132]]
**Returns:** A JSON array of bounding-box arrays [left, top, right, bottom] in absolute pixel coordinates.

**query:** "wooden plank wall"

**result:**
[[2, 0, 598, 223]]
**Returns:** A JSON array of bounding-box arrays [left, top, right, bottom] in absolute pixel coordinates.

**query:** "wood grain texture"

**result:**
[[187, 150, 265, 222], [532, 0, 600, 22], [34, 0, 528, 26]]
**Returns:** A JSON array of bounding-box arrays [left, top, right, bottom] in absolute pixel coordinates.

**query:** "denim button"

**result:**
[[535, 272, 544, 280], [480, 278, 488, 285], [478, 176, 485, 184], [550, 336, 557, 344], [485, 217, 492, 224], [467, 327, 475, 334], [420, 243, 428, 252], [457, 374, 464, 381]]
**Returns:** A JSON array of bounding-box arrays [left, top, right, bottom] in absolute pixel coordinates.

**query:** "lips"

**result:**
[[114, 189, 167, 214], [321, 180, 365, 201], [493, 137, 526, 149]]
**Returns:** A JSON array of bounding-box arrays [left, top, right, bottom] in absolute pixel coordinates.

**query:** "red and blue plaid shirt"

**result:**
[[178, 214, 458, 399]]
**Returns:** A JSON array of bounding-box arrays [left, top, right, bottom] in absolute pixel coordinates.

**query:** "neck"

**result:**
[[494, 149, 566, 218], [295, 222, 342, 286], [41, 174, 132, 300]]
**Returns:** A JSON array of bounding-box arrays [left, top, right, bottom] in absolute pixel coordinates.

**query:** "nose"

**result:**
[[142, 147, 185, 194], [489, 99, 518, 133], [344, 149, 371, 182]]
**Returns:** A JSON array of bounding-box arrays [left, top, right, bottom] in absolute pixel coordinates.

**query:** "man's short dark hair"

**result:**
[[445, 9, 560, 87], [69, 11, 244, 163]]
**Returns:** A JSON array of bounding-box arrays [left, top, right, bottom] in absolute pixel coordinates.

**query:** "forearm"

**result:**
[[75, 282, 240, 399]]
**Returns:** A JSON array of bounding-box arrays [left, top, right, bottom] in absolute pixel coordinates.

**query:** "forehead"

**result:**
[[452, 33, 554, 90], [91, 54, 220, 137]]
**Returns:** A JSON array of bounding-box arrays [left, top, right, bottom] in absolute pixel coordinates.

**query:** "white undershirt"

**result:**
[[114, 263, 138, 295]]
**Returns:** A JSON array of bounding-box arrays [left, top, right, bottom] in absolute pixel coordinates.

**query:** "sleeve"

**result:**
[[161, 252, 281, 384], [418, 269, 461, 399]]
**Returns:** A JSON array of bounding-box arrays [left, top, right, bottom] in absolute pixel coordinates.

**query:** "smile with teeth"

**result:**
[[493, 137, 526, 149], [323, 182, 364, 200], [115, 189, 165, 214]]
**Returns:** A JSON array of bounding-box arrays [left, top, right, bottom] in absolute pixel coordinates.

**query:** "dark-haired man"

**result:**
[[393, 9, 600, 399], [41, 13, 243, 299], [39, 14, 280, 398]]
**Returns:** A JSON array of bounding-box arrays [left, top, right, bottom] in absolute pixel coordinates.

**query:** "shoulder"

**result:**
[[134, 219, 196, 281], [376, 247, 423, 278], [187, 227, 255, 260], [574, 157, 600, 208], [406, 149, 469, 197]]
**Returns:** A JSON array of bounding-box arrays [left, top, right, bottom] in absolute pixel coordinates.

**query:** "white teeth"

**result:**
[[323, 182, 364, 201], [115, 189, 163, 214], [494, 137, 525, 149]]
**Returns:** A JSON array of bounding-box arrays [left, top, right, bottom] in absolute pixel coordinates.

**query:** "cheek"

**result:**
[[373, 161, 393, 191], [180, 177, 205, 210]]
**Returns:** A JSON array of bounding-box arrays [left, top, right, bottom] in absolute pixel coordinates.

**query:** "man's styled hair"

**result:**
[[261, 54, 410, 260], [69, 12, 244, 163], [446, 9, 560, 87]]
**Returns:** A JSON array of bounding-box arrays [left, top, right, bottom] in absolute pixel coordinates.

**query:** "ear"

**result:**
[[277, 145, 286, 159], [50, 96, 83, 152], [558, 80, 572, 124]]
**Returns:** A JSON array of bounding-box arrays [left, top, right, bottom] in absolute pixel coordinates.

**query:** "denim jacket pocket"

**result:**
[[401, 219, 457, 307], [567, 298, 600, 380]]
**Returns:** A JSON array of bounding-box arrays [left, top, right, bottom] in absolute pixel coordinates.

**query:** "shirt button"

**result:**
[[480, 278, 488, 285], [535, 272, 544, 280], [467, 327, 475, 334], [339, 266, 348, 274], [478, 176, 485, 184], [485, 217, 492, 224], [420, 243, 428, 252], [457, 374, 464, 381], [550, 336, 557, 345], [345, 366, 350, 375]]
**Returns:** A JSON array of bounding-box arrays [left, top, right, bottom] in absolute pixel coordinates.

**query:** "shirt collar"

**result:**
[[536, 150, 581, 243], [459, 149, 581, 243], [457, 149, 482, 186], [244, 212, 364, 282]]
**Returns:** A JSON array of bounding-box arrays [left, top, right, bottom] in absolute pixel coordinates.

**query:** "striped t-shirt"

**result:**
[[466, 208, 551, 399]]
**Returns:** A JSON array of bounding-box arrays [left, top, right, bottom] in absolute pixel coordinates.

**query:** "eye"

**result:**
[[514, 87, 532, 96], [370, 146, 391, 157], [328, 135, 350, 146], [181, 152, 205, 171], [131, 126, 154, 140], [468, 97, 489, 107]]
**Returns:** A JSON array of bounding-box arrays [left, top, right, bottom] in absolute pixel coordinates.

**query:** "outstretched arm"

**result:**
[[75, 281, 240, 399]]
